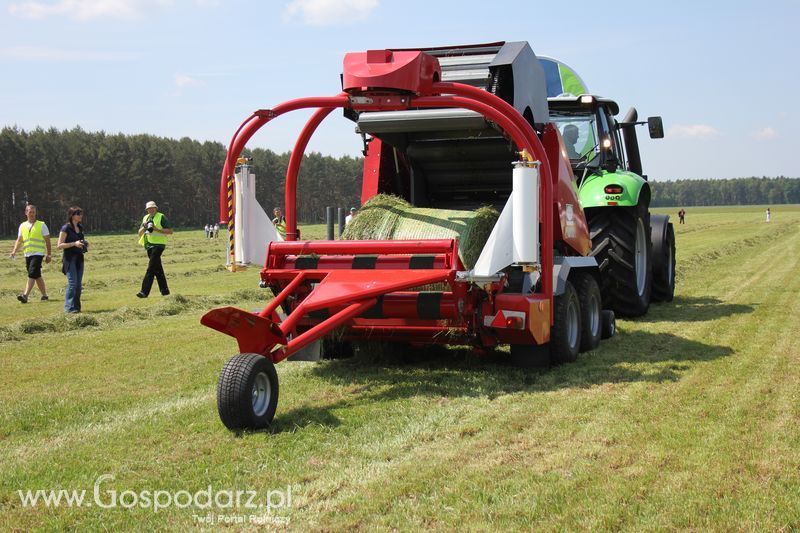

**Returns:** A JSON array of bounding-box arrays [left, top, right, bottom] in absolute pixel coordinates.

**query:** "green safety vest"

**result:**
[[138, 212, 168, 247], [20, 220, 46, 255], [273, 217, 286, 238]]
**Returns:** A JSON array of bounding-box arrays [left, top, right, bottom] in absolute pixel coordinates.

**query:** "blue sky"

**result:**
[[1, 0, 797, 180]]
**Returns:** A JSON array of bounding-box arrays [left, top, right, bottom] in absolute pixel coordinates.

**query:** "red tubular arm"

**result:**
[[283, 99, 344, 240], [416, 88, 554, 320], [217, 96, 350, 224]]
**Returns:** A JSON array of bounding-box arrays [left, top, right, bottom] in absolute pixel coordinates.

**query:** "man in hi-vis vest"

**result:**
[[9, 204, 51, 303], [136, 201, 173, 298]]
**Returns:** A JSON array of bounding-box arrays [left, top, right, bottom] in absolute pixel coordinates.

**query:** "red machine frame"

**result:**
[[205, 50, 558, 362]]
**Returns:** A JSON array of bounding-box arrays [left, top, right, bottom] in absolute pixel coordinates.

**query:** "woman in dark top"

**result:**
[[57, 207, 86, 313]]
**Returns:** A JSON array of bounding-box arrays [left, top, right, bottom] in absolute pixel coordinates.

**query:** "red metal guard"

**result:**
[[201, 239, 461, 362]]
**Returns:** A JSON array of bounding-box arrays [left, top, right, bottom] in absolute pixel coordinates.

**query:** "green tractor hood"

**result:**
[[579, 170, 648, 208]]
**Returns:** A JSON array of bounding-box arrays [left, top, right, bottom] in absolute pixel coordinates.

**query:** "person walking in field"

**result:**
[[57, 207, 87, 313], [766, 207, 771, 222], [8, 204, 51, 303], [213, 223, 219, 238], [136, 201, 173, 298], [678, 208, 686, 224], [272, 207, 286, 238]]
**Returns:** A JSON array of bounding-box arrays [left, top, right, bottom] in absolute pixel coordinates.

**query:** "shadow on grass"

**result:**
[[641, 295, 755, 323], [266, 329, 734, 432]]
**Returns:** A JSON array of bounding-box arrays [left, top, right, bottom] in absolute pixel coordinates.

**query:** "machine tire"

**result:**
[[601, 310, 616, 339], [510, 343, 551, 368], [651, 217, 676, 302], [574, 273, 602, 352], [550, 280, 581, 364], [217, 353, 279, 431], [586, 203, 652, 317]]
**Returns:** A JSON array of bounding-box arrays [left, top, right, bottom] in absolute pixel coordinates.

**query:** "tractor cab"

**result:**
[[548, 95, 624, 183], [547, 94, 664, 183]]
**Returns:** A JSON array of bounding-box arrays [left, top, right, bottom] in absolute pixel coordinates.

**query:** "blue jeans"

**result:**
[[64, 257, 84, 313]]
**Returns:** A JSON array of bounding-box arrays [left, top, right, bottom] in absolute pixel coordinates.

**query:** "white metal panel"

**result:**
[[512, 163, 539, 264]]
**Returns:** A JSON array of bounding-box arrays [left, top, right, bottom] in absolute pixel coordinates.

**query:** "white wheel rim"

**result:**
[[252, 372, 270, 417], [665, 237, 674, 285], [589, 292, 600, 337], [567, 298, 579, 349], [635, 219, 647, 296]]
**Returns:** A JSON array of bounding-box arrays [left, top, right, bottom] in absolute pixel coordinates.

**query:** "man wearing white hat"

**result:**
[[136, 201, 173, 298]]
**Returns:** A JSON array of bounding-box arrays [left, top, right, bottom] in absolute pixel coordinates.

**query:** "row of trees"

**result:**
[[1, 126, 798, 236], [0, 126, 362, 236], [650, 177, 800, 207]]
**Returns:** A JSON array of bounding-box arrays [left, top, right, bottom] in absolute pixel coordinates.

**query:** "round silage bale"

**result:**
[[342, 194, 499, 269]]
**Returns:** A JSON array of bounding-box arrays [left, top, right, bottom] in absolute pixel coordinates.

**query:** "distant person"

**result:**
[[204, 224, 210, 238], [8, 204, 51, 303], [766, 207, 771, 223], [213, 223, 219, 238], [136, 201, 173, 298], [345, 207, 356, 225], [272, 207, 286, 238], [562, 124, 580, 159], [678, 208, 686, 224], [57, 207, 87, 313]]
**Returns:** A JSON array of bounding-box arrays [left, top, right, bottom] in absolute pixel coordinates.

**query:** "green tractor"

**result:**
[[541, 57, 675, 317]]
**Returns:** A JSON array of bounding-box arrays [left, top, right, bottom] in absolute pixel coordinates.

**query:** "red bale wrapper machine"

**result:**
[[202, 42, 615, 431]]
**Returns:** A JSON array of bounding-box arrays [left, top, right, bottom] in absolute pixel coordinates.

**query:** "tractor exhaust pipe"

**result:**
[[620, 107, 643, 178]]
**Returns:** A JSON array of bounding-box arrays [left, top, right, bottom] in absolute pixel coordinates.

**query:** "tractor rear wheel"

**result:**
[[550, 280, 581, 364], [587, 203, 652, 317], [217, 353, 279, 431], [651, 216, 676, 302], [574, 273, 602, 352]]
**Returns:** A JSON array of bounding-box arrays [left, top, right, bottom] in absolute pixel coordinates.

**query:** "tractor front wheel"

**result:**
[[217, 353, 279, 431], [587, 204, 652, 317]]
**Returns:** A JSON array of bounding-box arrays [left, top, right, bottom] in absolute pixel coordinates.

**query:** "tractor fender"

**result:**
[[579, 170, 649, 209], [650, 214, 672, 277], [553, 256, 599, 295]]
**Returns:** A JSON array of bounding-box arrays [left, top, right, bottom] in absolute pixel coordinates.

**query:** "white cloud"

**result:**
[[753, 127, 777, 140], [174, 74, 204, 87], [284, 0, 378, 26], [0, 45, 136, 61], [8, 0, 173, 20], [667, 124, 720, 139]]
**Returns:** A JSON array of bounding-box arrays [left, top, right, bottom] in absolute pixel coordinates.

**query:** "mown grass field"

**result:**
[[1, 206, 798, 530]]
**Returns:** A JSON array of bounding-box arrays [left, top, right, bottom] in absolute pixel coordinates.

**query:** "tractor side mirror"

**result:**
[[648, 116, 664, 139]]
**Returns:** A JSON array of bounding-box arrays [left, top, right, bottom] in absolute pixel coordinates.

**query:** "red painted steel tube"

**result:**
[[218, 95, 350, 223], [273, 298, 377, 363], [412, 91, 553, 316], [284, 101, 344, 240], [432, 82, 554, 321], [282, 255, 449, 270], [257, 272, 306, 318], [292, 293, 459, 320], [218, 112, 259, 223], [440, 82, 555, 325], [216, 83, 554, 321], [269, 239, 457, 256]]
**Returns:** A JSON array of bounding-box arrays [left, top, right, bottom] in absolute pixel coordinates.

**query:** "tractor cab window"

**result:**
[[551, 113, 598, 163]]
